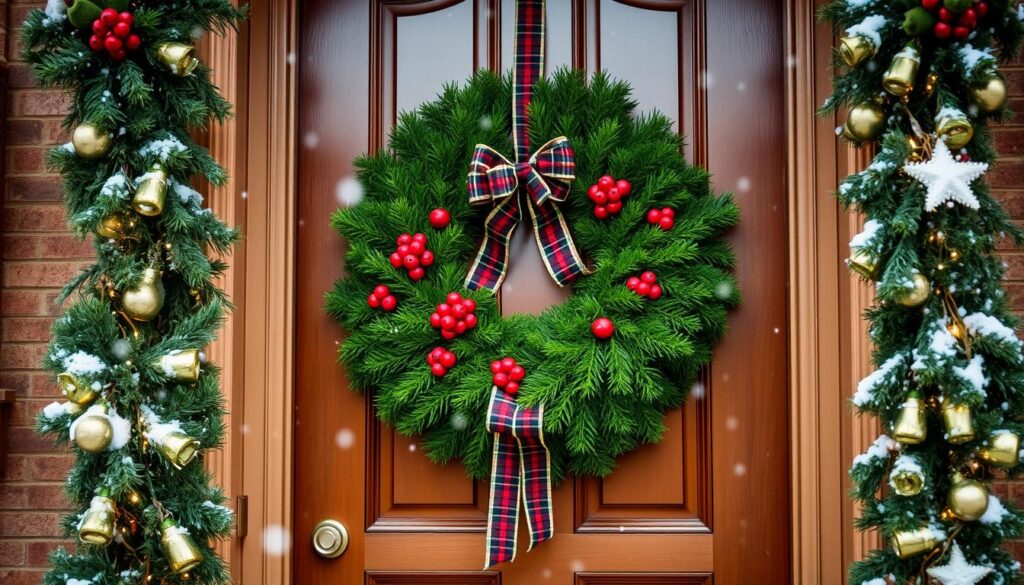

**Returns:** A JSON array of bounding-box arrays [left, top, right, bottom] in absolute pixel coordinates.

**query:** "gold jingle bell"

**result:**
[[838, 34, 876, 68], [848, 248, 881, 280], [160, 518, 204, 574], [58, 372, 98, 405], [74, 404, 113, 453], [891, 468, 925, 497], [882, 43, 921, 97], [96, 214, 125, 240], [979, 431, 1020, 468], [896, 273, 931, 308], [893, 393, 927, 445], [971, 75, 1008, 114], [154, 349, 201, 381], [153, 431, 201, 470], [78, 489, 116, 545], [842, 101, 886, 144], [72, 122, 112, 160], [948, 473, 989, 522], [892, 527, 939, 559], [942, 401, 975, 444], [936, 110, 974, 150], [121, 268, 166, 322], [132, 165, 168, 217], [156, 42, 200, 77]]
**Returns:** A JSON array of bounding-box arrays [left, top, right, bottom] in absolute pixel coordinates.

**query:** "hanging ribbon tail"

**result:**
[[484, 388, 554, 569]]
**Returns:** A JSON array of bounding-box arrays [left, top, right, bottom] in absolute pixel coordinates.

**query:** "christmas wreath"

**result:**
[[327, 67, 739, 480]]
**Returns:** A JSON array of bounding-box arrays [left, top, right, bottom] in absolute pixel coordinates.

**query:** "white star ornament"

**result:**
[[904, 140, 988, 212], [926, 543, 993, 585]]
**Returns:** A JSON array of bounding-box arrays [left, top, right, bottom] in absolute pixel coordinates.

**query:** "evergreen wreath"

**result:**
[[328, 69, 739, 480]]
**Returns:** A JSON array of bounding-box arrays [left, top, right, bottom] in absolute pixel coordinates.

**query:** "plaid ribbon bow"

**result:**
[[484, 387, 554, 568]]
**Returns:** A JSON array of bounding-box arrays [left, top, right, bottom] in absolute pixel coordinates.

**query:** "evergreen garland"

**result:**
[[21, 0, 244, 583], [821, 0, 1024, 583], [327, 69, 739, 480]]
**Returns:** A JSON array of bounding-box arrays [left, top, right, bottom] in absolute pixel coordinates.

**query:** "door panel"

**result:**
[[294, 1, 789, 583]]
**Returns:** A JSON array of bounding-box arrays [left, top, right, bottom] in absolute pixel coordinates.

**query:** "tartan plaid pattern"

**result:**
[[513, 0, 544, 161], [484, 387, 554, 569]]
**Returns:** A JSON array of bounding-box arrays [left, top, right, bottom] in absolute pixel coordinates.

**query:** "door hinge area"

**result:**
[[236, 495, 248, 539]]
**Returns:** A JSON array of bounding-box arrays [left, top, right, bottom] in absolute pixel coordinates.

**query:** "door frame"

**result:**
[[204, 0, 877, 582]]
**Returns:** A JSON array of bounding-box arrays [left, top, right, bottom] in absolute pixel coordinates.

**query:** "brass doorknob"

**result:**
[[311, 519, 349, 559]]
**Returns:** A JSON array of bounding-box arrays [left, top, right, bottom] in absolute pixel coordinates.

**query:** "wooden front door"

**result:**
[[293, 1, 789, 583]]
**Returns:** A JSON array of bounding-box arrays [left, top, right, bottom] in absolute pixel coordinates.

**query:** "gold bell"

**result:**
[[121, 268, 166, 322], [154, 349, 201, 381], [848, 248, 881, 280], [979, 431, 1020, 468], [882, 43, 921, 97], [96, 214, 126, 240], [936, 110, 974, 150], [72, 122, 112, 160], [893, 393, 927, 445], [891, 467, 925, 497], [58, 372, 98, 405], [838, 35, 876, 68], [942, 401, 975, 444], [892, 527, 939, 559], [160, 518, 204, 574], [74, 404, 113, 453], [948, 473, 989, 521], [156, 42, 200, 77], [896, 273, 931, 308], [153, 430, 201, 470], [971, 75, 1008, 114], [78, 489, 116, 545], [842, 101, 886, 144], [132, 165, 168, 217]]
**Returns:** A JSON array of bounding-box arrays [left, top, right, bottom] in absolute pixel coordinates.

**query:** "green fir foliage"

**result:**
[[821, 0, 1024, 583], [22, 0, 245, 583], [327, 69, 738, 480]]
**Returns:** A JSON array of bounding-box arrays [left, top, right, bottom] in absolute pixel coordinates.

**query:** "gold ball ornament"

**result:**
[[121, 268, 166, 321], [72, 123, 112, 160], [74, 406, 113, 453], [838, 35, 876, 68], [947, 474, 989, 522], [842, 101, 886, 144], [979, 431, 1020, 468], [971, 75, 1008, 114], [95, 214, 126, 240], [896, 273, 931, 308]]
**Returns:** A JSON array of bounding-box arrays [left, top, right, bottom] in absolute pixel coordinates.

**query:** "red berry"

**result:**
[[381, 295, 397, 311], [626, 276, 641, 290], [647, 209, 663, 224], [934, 22, 952, 38], [440, 351, 456, 368], [111, 48, 127, 61], [408, 240, 424, 255], [659, 217, 675, 230], [89, 35, 104, 51], [662, 208, 675, 219], [389, 252, 403, 268], [976, 1, 988, 17], [105, 35, 123, 53], [396, 244, 410, 256], [607, 188, 621, 203], [403, 254, 420, 270], [455, 320, 467, 335], [587, 185, 601, 201], [648, 284, 663, 300], [446, 292, 463, 305], [505, 381, 520, 395], [367, 294, 380, 308], [592, 190, 607, 205], [641, 271, 657, 284], [607, 201, 622, 214], [452, 304, 467, 318], [592, 317, 615, 339], [494, 372, 509, 387], [113, 22, 131, 38], [922, 0, 940, 9], [616, 179, 631, 196], [501, 357, 516, 371], [636, 282, 652, 296], [597, 175, 614, 190], [509, 365, 525, 382], [441, 329, 456, 340], [412, 233, 427, 244], [594, 205, 609, 219], [959, 8, 977, 27], [408, 267, 425, 281], [93, 19, 108, 35], [464, 313, 478, 329], [420, 250, 434, 266], [397, 233, 412, 245], [437, 303, 451, 316], [490, 361, 503, 374], [462, 298, 476, 312], [430, 312, 442, 328], [440, 315, 457, 331], [429, 208, 451, 229], [431, 362, 448, 377], [431, 347, 445, 362], [373, 284, 390, 298], [954, 25, 970, 39], [125, 34, 142, 51], [100, 8, 118, 25], [118, 11, 134, 25]]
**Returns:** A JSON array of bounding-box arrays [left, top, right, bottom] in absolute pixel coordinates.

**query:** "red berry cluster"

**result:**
[[367, 284, 397, 311], [490, 357, 526, 395], [626, 271, 663, 300], [389, 233, 434, 281], [89, 9, 141, 61], [588, 175, 632, 219], [646, 207, 676, 230], [921, 0, 987, 40], [429, 292, 478, 340], [426, 347, 457, 377]]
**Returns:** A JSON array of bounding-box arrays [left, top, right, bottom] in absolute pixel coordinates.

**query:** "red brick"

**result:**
[[2, 205, 68, 232], [0, 540, 26, 566], [2, 235, 39, 259], [8, 63, 38, 90], [6, 147, 48, 174], [11, 92, 71, 117], [0, 569, 47, 585], [0, 512, 60, 537], [40, 235, 92, 259], [0, 485, 27, 510], [3, 261, 86, 287], [3, 317, 53, 342], [26, 541, 64, 566], [26, 485, 67, 510], [27, 373, 59, 398], [0, 290, 42, 315], [992, 128, 1024, 156], [6, 176, 62, 202], [8, 426, 54, 453], [989, 160, 1024, 189], [30, 455, 72, 481], [5, 120, 42, 145], [0, 343, 46, 369], [1, 455, 28, 482], [0, 372, 30, 392]]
